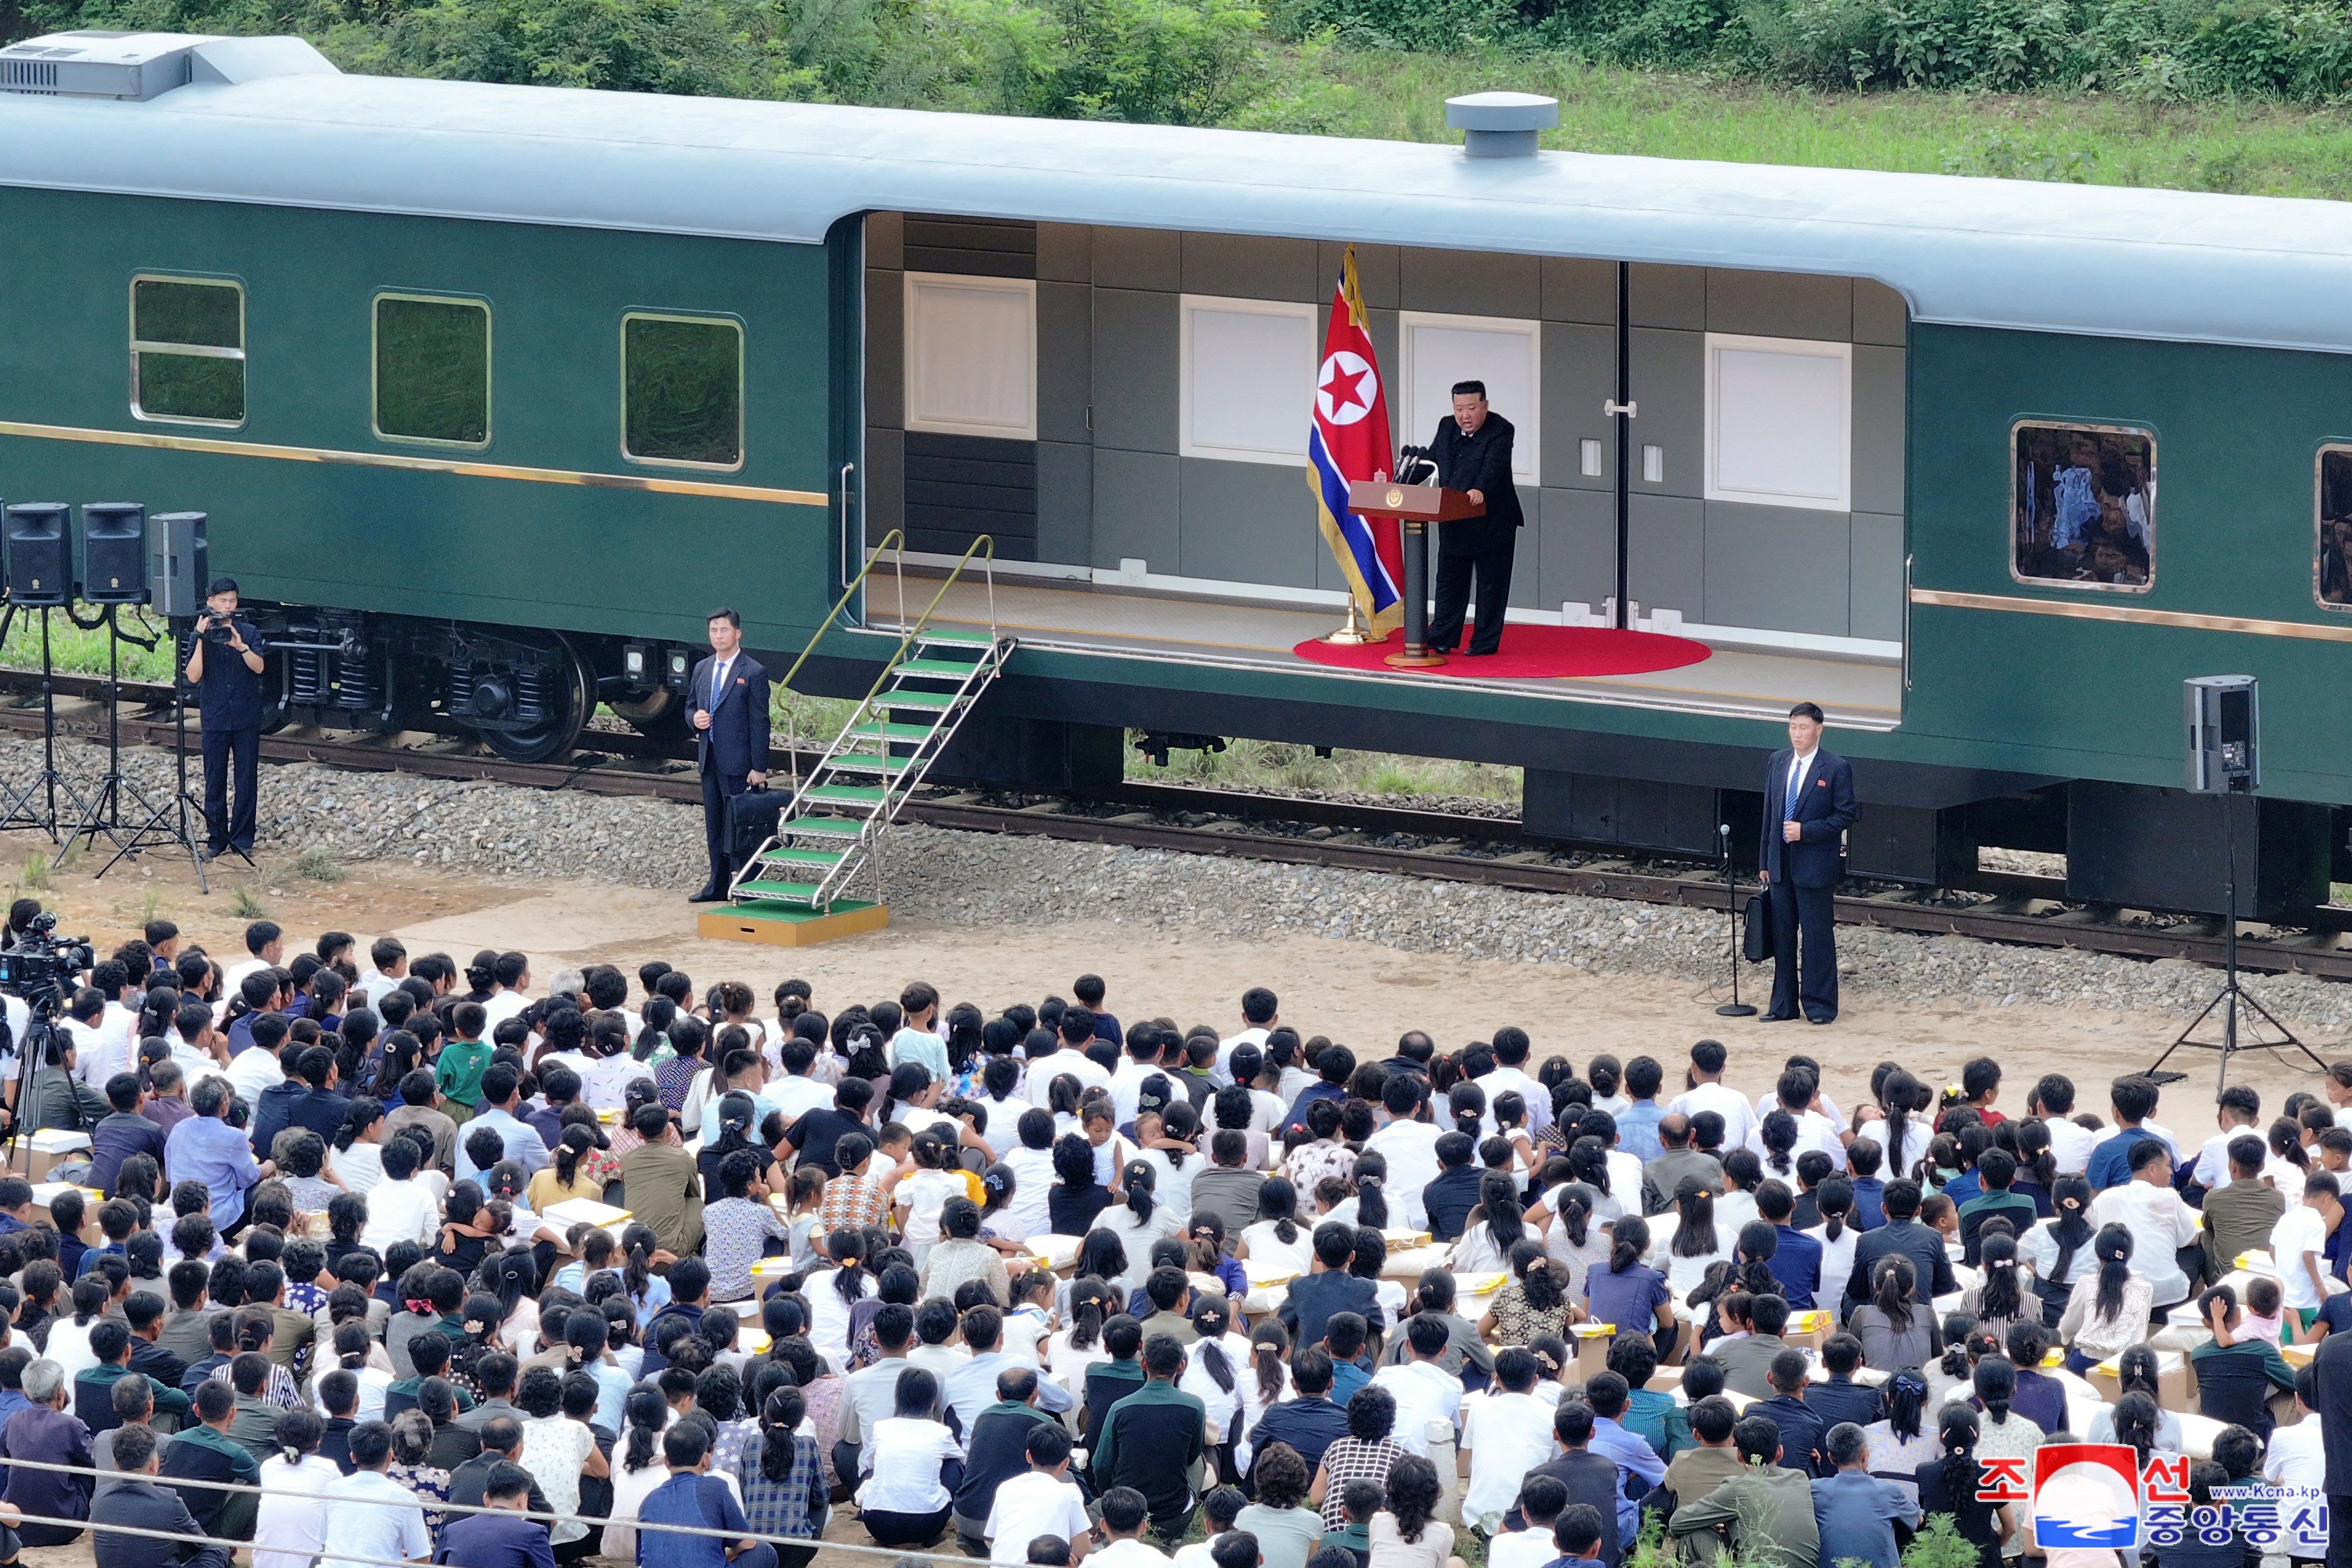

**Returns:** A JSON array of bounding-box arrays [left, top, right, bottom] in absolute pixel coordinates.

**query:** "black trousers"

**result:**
[[701, 765, 748, 888], [1428, 545, 1514, 655], [2328, 1493, 2352, 1568], [200, 722, 260, 853], [1768, 876, 1838, 1020]]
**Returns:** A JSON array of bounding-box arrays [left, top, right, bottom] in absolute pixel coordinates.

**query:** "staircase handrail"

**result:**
[[846, 534, 999, 719], [771, 529, 904, 795]]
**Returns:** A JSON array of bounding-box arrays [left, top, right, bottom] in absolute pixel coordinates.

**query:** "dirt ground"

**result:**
[[7, 844, 2347, 1567]]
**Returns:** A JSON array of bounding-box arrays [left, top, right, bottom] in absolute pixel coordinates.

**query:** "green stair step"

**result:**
[[782, 818, 866, 838], [754, 846, 847, 866], [915, 626, 995, 644], [846, 722, 938, 742], [893, 659, 984, 678], [880, 690, 957, 709], [733, 879, 825, 901], [802, 783, 889, 804], [825, 755, 914, 774]]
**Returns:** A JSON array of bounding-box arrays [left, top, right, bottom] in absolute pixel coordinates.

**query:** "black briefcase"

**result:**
[[726, 785, 788, 864], [1742, 889, 1776, 964]]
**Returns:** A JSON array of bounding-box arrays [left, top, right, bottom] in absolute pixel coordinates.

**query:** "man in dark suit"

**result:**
[[687, 607, 772, 902], [1758, 700, 1858, 1024], [2313, 1327, 2352, 1566], [92, 1423, 229, 1568], [1423, 380, 1524, 658]]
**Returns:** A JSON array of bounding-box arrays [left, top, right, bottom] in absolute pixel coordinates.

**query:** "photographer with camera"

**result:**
[[181, 578, 268, 863]]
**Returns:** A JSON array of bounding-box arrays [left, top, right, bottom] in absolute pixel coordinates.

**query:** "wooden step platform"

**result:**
[[698, 898, 889, 947]]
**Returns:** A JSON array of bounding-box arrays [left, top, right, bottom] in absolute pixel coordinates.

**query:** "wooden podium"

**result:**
[[1347, 479, 1486, 667]]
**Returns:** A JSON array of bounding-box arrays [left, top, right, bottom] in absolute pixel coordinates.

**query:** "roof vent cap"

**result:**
[[1445, 92, 1559, 158]]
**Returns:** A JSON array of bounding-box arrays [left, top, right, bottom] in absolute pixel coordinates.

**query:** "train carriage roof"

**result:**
[[3, 32, 2350, 355]]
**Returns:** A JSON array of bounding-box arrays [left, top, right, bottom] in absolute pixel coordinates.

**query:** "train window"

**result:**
[[622, 313, 742, 468], [2319, 448, 2352, 609], [374, 295, 490, 447], [2011, 422, 2153, 591], [130, 276, 244, 426]]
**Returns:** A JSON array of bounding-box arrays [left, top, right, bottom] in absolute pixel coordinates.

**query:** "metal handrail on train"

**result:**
[[768, 529, 1000, 795]]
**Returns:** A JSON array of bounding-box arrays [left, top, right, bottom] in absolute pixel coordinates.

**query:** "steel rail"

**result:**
[[1, 665, 2348, 982]]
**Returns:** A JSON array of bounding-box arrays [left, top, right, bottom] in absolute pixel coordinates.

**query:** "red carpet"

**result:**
[[1292, 623, 1711, 679]]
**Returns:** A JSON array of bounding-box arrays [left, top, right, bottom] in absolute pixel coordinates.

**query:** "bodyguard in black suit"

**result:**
[[687, 607, 772, 902], [182, 577, 268, 862], [1424, 380, 1524, 657], [1758, 700, 1858, 1023]]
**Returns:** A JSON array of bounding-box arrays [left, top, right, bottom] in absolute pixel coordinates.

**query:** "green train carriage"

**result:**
[[4, 30, 2351, 912]]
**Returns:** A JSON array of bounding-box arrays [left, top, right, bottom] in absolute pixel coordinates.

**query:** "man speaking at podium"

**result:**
[[1424, 380, 1522, 657]]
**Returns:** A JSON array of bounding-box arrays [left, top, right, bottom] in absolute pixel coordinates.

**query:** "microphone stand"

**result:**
[[1715, 822, 1757, 1017]]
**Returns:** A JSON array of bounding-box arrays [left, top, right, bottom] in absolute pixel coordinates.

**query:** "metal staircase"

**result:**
[[729, 533, 1010, 913]]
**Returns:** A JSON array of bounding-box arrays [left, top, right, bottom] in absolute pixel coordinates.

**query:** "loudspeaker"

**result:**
[[2187, 675, 2258, 793], [3, 504, 72, 606], [148, 513, 208, 618], [79, 503, 147, 604]]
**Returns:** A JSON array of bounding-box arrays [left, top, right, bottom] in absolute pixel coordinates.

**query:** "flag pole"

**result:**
[[1319, 244, 1382, 647]]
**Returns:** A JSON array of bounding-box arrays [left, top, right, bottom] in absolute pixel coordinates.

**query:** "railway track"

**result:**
[[4, 666, 2350, 982]]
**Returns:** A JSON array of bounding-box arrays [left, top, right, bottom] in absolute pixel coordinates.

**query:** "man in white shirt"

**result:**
[[840, 1308, 923, 1476], [2029, 1074, 2101, 1175], [60, 988, 123, 1089], [1370, 1316, 1463, 1456], [1212, 987, 1278, 1086], [942, 1319, 1077, 1439], [2189, 1085, 2265, 1193], [1108, 1037, 1163, 1128], [1749, 1058, 1849, 1136], [318, 1411, 432, 1568], [1665, 1040, 1757, 1151], [1024, 1015, 1111, 1105], [1363, 1077, 1444, 1230], [985, 1421, 1095, 1566], [480, 953, 531, 1030], [1459, 1346, 1560, 1534], [1088, 1487, 1173, 1568], [1745, 1069, 1845, 1165], [1485, 1029, 1552, 1136], [357, 936, 407, 1010], [223, 1019, 289, 1106], [2262, 1365, 2326, 1563], [2086, 1140, 2204, 1308], [769, 1038, 836, 1120], [220, 920, 283, 1000], [359, 1136, 443, 1252], [2269, 1176, 2338, 1319]]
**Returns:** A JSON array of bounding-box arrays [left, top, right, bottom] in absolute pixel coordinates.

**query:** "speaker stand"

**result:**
[[89, 612, 206, 892], [0, 607, 94, 845], [2145, 791, 2328, 1092], [1715, 824, 1756, 1018]]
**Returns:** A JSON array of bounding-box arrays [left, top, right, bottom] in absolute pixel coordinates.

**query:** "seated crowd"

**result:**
[[0, 909, 2340, 1568]]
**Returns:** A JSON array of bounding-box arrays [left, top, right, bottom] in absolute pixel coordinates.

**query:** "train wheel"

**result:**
[[609, 685, 692, 750], [475, 635, 592, 763]]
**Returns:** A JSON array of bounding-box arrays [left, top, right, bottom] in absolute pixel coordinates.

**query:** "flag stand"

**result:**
[[1320, 599, 1380, 646]]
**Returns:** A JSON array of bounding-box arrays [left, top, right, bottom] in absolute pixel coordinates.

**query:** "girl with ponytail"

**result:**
[[1864, 1370, 1936, 1504], [1237, 1178, 1314, 1276], [2021, 1173, 2094, 1327], [254, 1407, 336, 1560], [2269, 1118, 2311, 1201], [1758, 1110, 1801, 1178], [1546, 1184, 1610, 1289], [1567, 1136, 1622, 1221], [1237, 1321, 1290, 1473], [619, 1222, 670, 1328], [1448, 1080, 1488, 1143], [1580, 1213, 1675, 1360], [1181, 1296, 1244, 1481], [733, 1384, 825, 1541], [603, 1387, 677, 1561], [1961, 1233, 2028, 1343], [1479, 1239, 1574, 1345], [528, 1124, 604, 1212], [807, 1227, 876, 1370], [1850, 1255, 1939, 1374], [1919, 1405, 2009, 1568], [2084, 1352, 2184, 1453], [1452, 1171, 1527, 1275], [1347, 1151, 1390, 1230], [1046, 1275, 1118, 1384], [1654, 1178, 1730, 1297], [2058, 1223, 2152, 1372]]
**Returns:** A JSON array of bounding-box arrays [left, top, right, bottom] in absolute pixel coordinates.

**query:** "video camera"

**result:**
[[0, 911, 94, 1016], [195, 611, 238, 644]]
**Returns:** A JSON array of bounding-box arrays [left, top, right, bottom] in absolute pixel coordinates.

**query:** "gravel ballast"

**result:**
[[6, 730, 2348, 1032]]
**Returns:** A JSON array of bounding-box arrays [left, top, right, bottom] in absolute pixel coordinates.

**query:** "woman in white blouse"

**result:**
[[1644, 1181, 1733, 1299], [326, 1101, 385, 1196], [854, 1367, 964, 1547]]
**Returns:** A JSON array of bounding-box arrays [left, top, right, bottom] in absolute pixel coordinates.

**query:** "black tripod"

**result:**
[[2147, 792, 2327, 1092], [86, 609, 205, 891], [1715, 822, 1758, 1017], [0, 606, 94, 845], [0, 1002, 64, 1178]]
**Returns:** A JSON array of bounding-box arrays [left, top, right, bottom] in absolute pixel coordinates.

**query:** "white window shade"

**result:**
[[1705, 334, 1851, 511], [904, 273, 1036, 440], [1398, 312, 1539, 485], [1180, 296, 1316, 465]]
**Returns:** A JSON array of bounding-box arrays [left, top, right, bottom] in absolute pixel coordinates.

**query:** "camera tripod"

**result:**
[[79, 609, 206, 891], [0, 990, 68, 1179], [0, 605, 96, 846]]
